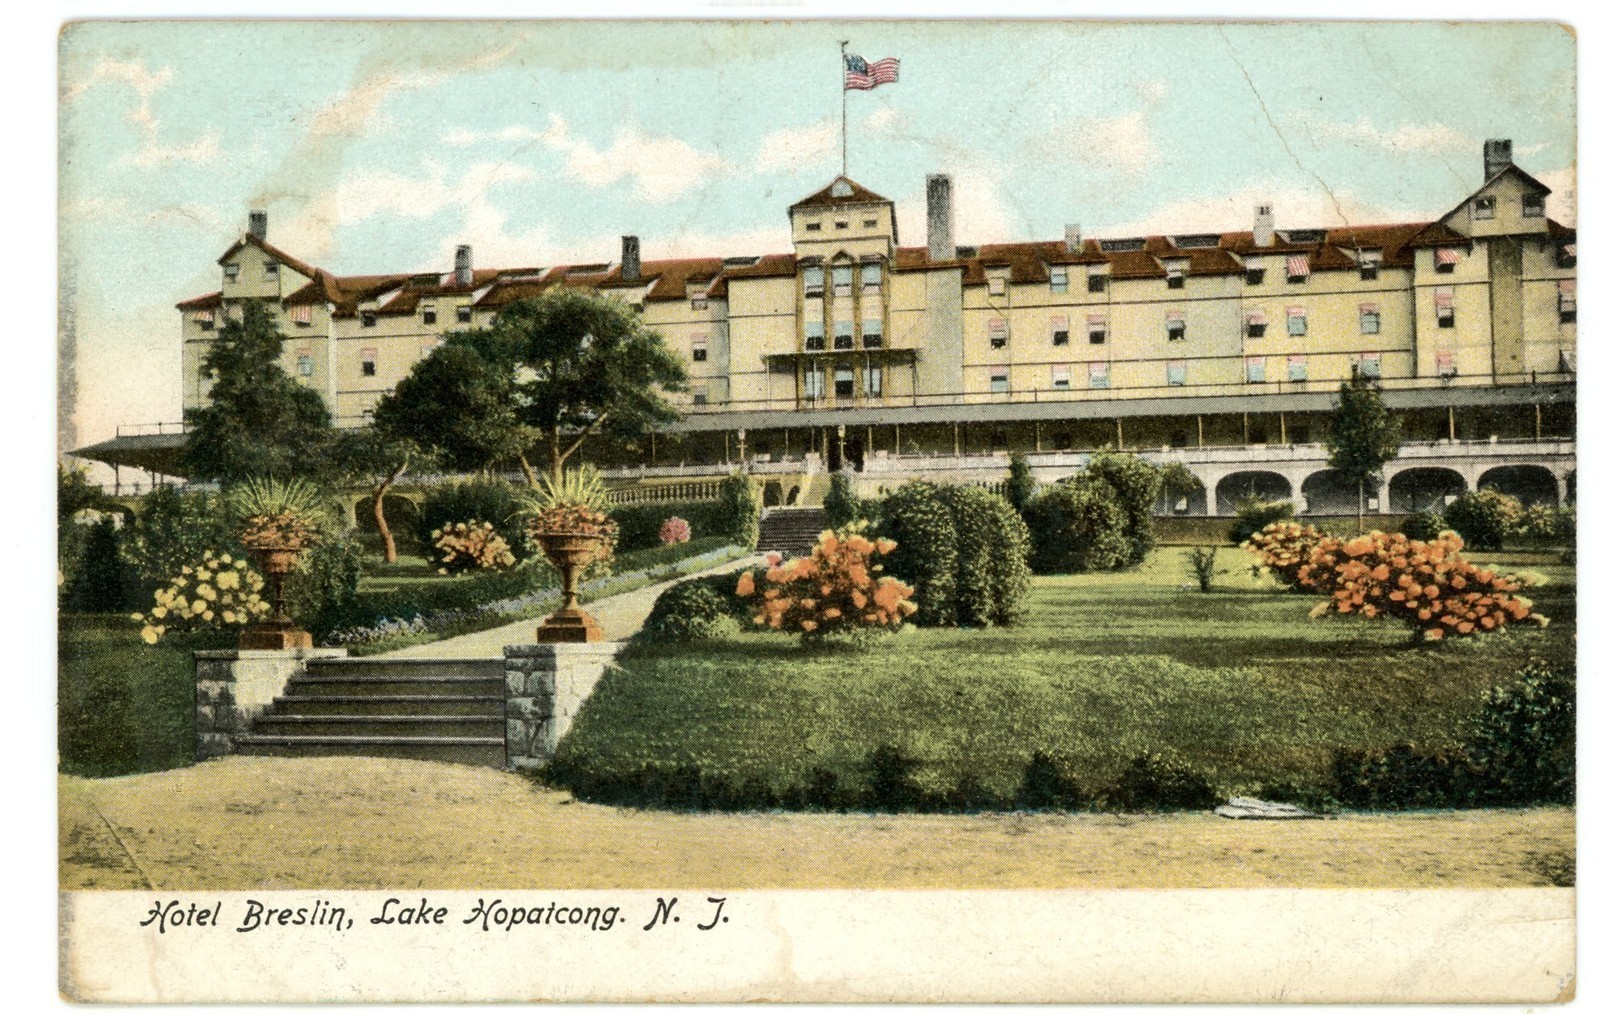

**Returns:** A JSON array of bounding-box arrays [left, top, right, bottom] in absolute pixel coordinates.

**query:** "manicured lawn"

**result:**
[[57, 614, 207, 778], [555, 547, 1575, 801]]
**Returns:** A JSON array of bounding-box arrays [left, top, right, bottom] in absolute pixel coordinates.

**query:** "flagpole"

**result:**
[[840, 40, 848, 176]]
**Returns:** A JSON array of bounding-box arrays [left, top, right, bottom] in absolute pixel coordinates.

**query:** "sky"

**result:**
[[57, 18, 1578, 459]]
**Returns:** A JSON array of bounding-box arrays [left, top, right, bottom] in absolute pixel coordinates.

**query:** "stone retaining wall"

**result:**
[[503, 643, 621, 772], [194, 648, 347, 759]]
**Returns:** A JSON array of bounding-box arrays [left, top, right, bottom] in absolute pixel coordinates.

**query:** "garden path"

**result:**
[[377, 554, 762, 659]]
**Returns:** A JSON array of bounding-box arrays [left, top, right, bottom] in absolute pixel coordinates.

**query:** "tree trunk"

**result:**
[[1356, 476, 1365, 529], [547, 427, 564, 486], [517, 453, 538, 486], [372, 457, 409, 564]]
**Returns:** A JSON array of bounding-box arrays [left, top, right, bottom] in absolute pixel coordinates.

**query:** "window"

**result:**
[[1165, 262, 1186, 289], [834, 367, 854, 399], [1245, 309, 1267, 339], [692, 387, 709, 406], [457, 305, 472, 323], [1358, 251, 1380, 281], [835, 220, 848, 230], [1050, 266, 1068, 293], [263, 261, 279, 278], [1246, 356, 1266, 384], [1087, 314, 1107, 344], [224, 263, 240, 282], [1435, 351, 1458, 379], [1087, 268, 1108, 293], [833, 317, 854, 350], [1558, 280, 1576, 324], [990, 368, 1010, 394], [1434, 248, 1459, 273], [865, 363, 883, 398], [1556, 244, 1576, 269], [1166, 360, 1187, 386], [1089, 361, 1110, 389], [691, 291, 709, 311], [1286, 307, 1307, 337], [1357, 352, 1381, 379], [296, 354, 313, 377], [1359, 304, 1381, 335], [360, 348, 377, 377], [691, 335, 708, 362], [1244, 256, 1265, 286], [1287, 354, 1308, 382], [988, 318, 1008, 349], [805, 222, 822, 232], [861, 262, 882, 293], [803, 364, 824, 399], [805, 321, 825, 351], [1166, 311, 1186, 341], [361, 311, 377, 328], [421, 304, 436, 325], [1286, 255, 1310, 284], [832, 265, 852, 297], [804, 265, 825, 296], [1051, 316, 1069, 346], [290, 305, 312, 327], [987, 275, 1007, 297], [1522, 193, 1545, 218], [1473, 196, 1496, 220], [1051, 364, 1071, 390], [196, 310, 215, 332], [1435, 289, 1455, 328], [862, 319, 883, 349], [863, 218, 879, 229]]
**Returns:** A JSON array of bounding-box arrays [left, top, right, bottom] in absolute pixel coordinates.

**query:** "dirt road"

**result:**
[[59, 757, 1573, 890]]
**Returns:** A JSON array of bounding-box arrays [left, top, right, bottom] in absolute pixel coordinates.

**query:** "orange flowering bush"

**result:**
[[430, 520, 517, 575], [1242, 521, 1335, 588], [1297, 530, 1547, 642], [735, 522, 917, 641]]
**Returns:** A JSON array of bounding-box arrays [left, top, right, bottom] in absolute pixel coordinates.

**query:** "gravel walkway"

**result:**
[[379, 555, 761, 658]]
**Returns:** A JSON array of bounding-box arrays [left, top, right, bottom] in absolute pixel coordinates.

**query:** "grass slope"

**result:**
[[556, 547, 1575, 801]]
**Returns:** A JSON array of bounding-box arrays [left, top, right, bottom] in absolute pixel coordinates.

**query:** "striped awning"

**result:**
[[988, 317, 1008, 332], [194, 309, 214, 322], [1359, 303, 1379, 313], [290, 304, 312, 324], [1563, 244, 1576, 259], [1245, 309, 1267, 325], [1087, 313, 1107, 326], [1436, 350, 1456, 368], [1286, 255, 1310, 277], [1434, 289, 1455, 307], [1558, 279, 1575, 294], [1435, 248, 1462, 267], [1050, 315, 1067, 328], [1166, 310, 1185, 321], [1286, 306, 1306, 318]]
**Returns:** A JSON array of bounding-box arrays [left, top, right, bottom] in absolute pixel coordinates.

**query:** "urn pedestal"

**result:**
[[534, 533, 607, 644], [239, 545, 313, 650]]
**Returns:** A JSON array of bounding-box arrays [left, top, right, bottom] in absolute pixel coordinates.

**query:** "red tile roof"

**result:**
[[175, 290, 222, 311]]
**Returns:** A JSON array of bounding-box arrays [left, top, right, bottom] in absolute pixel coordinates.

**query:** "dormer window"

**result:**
[[1286, 255, 1310, 284], [224, 263, 240, 282], [1358, 251, 1380, 281], [1165, 262, 1187, 289], [1244, 255, 1265, 286], [1522, 193, 1545, 218], [987, 275, 1007, 297], [691, 291, 709, 311], [422, 304, 437, 325], [1473, 196, 1496, 220], [263, 260, 279, 278], [361, 311, 377, 328], [457, 305, 472, 324], [1050, 266, 1068, 293], [804, 266, 825, 296]]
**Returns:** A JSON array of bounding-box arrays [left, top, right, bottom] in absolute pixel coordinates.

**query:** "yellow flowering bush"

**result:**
[[1241, 520, 1334, 587], [430, 520, 518, 575], [735, 522, 916, 641], [131, 550, 272, 644]]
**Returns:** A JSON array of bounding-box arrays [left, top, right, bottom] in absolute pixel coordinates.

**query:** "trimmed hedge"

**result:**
[[717, 472, 762, 550], [1441, 489, 1522, 551], [875, 482, 1030, 627], [1399, 511, 1446, 542], [611, 500, 729, 553], [636, 572, 746, 643]]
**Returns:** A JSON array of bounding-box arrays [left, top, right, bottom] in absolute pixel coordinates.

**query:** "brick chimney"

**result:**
[[247, 210, 268, 241], [1252, 203, 1275, 248], [454, 244, 473, 287], [1483, 139, 1513, 182], [621, 235, 641, 282], [1063, 223, 1082, 254], [926, 173, 954, 261]]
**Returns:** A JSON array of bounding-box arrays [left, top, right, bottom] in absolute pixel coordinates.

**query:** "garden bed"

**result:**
[[549, 547, 1575, 811]]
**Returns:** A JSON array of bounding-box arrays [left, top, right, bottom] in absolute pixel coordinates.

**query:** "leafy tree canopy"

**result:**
[[1326, 371, 1402, 521], [181, 299, 334, 483]]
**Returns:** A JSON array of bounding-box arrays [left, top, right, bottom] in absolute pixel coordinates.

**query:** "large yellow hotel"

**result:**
[[82, 139, 1575, 516]]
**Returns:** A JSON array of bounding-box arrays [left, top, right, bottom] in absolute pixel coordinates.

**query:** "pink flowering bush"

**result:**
[[735, 522, 916, 642], [659, 516, 691, 545]]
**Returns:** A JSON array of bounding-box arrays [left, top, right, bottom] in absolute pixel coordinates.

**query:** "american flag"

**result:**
[[844, 53, 899, 90]]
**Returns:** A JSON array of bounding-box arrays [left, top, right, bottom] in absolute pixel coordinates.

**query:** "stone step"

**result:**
[[252, 715, 503, 738], [285, 675, 504, 698], [234, 734, 505, 767], [269, 694, 504, 718], [304, 658, 504, 681]]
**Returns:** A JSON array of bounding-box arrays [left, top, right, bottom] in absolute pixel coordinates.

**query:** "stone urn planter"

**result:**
[[533, 532, 607, 643], [238, 542, 313, 650]]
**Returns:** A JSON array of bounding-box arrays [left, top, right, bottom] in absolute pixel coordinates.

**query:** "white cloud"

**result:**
[[65, 56, 221, 170], [1051, 109, 1160, 178], [443, 125, 539, 146], [752, 120, 838, 174], [537, 115, 729, 203], [1315, 117, 1476, 156], [1537, 164, 1577, 225], [1092, 181, 1425, 238], [1135, 78, 1169, 105]]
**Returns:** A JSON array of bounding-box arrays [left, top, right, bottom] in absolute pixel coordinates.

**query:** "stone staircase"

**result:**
[[756, 507, 828, 556], [234, 657, 506, 767]]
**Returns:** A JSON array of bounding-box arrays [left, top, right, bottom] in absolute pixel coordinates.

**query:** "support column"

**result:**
[[894, 423, 901, 456], [1535, 403, 1543, 441], [1034, 420, 1042, 452], [1280, 412, 1288, 445], [1116, 418, 1124, 450], [504, 643, 621, 772], [1448, 404, 1457, 442], [1197, 415, 1204, 448]]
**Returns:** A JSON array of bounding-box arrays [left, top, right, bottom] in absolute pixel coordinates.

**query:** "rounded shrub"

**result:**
[[874, 483, 961, 626], [1399, 510, 1445, 543], [877, 483, 1030, 627], [1014, 751, 1087, 810], [1330, 744, 1475, 810], [1101, 751, 1221, 812], [416, 477, 532, 559], [1227, 496, 1295, 544], [637, 574, 743, 643], [1022, 477, 1131, 574], [1441, 489, 1522, 551], [1465, 658, 1575, 806]]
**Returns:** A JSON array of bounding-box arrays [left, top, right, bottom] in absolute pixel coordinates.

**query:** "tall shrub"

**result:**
[[288, 532, 365, 639], [1441, 489, 1522, 551], [124, 486, 236, 591], [65, 517, 134, 612], [716, 472, 761, 550], [823, 471, 863, 529], [1022, 476, 1131, 573], [1003, 452, 1035, 513], [1081, 454, 1168, 567], [875, 483, 961, 626], [876, 483, 1029, 627]]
